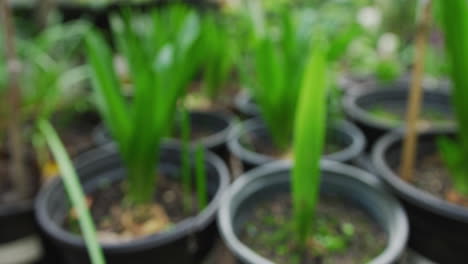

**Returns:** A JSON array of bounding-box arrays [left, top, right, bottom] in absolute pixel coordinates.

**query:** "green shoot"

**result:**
[[199, 13, 237, 101], [38, 120, 105, 264], [195, 144, 208, 210], [180, 107, 192, 212], [247, 11, 312, 150], [292, 42, 328, 246], [245, 9, 357, 151], [438, 0, 468, 195], [86, 8, 200, 205]]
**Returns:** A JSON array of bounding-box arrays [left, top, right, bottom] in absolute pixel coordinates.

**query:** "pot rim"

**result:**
[[342, 88, 454, 131], [35, 142, 230, 253], [217, 160, 408, 264], [227, 118, 365, 165], [372, 129, 468, 223], [93, 110, 234, 150], [233, 90, 259, 117]]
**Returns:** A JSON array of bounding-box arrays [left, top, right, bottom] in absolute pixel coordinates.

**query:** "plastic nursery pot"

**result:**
[[35, 143, 229, 264], [93, 110, 234, 161], [233, 91, 260, 119], [227, 118, 366, 171], [0, 200, 43, 264], [0, 152, 43, 264], [342, 88, 453, 149], [372, 129, 468, 264], [217, 160, 409, 264]]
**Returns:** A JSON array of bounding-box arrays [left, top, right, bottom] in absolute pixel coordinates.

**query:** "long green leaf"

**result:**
[[292, 41, 328, 245], [39, 120, 105, 264], [439, 0, 468, 194]]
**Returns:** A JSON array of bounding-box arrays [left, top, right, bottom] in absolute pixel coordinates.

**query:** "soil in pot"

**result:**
[[183, 81, 240, 113], [399, 152, 468, 207], [173, 122, 220, 142], [65, 172, 204, 243], [239, 131, 344, 160], [239, 193, 387, 264], [368, 106, 453, 127]]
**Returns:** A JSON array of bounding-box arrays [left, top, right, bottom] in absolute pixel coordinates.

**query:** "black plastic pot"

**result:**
[[35, 143, 229, 264], [233, 91, 259, 119], [343, 88, 454, 148], [228, 119, 366, 170], [339, 73, 451, 96], [372, 129, 468, 264], [93, 110, 234, 161], [0, 201, 43, 264], [217, 160, 409, 264]]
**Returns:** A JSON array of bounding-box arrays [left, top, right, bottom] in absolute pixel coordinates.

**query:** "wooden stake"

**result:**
[[400, 0, 432, 182], [0, 0, 30, 198]]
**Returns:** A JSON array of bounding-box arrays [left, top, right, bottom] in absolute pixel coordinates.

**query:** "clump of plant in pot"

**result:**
[[184, 11, 239, 111], [92, 6, 234, 160], [218, 40, 408, 264], [371, 1, 468, 262], [228, 10, 365, 169], [35, 10, 229, 264]]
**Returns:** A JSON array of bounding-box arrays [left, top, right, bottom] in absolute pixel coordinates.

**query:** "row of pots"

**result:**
[[0, 85, 457, 263]]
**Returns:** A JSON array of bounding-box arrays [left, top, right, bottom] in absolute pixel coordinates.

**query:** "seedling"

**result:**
[[292, 41, 328, 246], [437, 0, 468, 194], [86, 8, 204, 206], [245, 9, 358, 151], [199, 13, 237, 101], [179, 106, 208, 212], [245, 12, 314, 150]]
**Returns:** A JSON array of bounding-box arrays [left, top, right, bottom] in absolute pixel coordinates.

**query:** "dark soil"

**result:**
[[53, 111, 100, 157], [66, 173, 200, 243], [368, 106, 453, 127], [240, 131, 344, 159], [412, 153, 468, 206], [185, 80, 241, 112], [173, 123, 219, 142], [240, 194, 387, 264]]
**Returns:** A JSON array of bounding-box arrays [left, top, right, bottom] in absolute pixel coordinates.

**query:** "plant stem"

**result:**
[[180, 108, 192, 213], [0, 0, 29, 199], [400, 0, 432, 182], [195, 144, 208, 210]]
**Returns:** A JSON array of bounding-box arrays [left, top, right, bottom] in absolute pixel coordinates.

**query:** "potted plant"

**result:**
[[372, 1, 468, 262], [228, 10, 366, 170], [92, 6, 234, 160], [219, 41, 408, 264], [35, 9, 230, 263]]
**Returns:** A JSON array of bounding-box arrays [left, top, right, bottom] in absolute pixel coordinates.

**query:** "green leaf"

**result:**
[[292, 40, 328, 245], [439, 0, 468, 194], [39, 120, 105, 264]]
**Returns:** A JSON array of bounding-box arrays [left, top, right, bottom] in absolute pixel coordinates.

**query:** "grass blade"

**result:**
[[38, 120, 105, 264], [292, 41, 328, 245], [195, 144, 208, 210]]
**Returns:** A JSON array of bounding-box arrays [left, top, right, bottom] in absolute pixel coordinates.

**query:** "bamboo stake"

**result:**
[[0, 0, 30, 198], [400, 0, 432, 182]]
